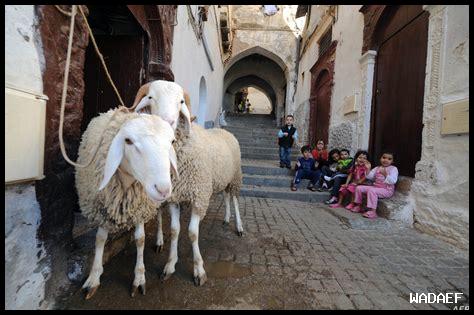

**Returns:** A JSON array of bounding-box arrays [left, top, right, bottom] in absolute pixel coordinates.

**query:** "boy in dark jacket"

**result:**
[[291, 145, 320, 191], [278, 115, 298, 169]]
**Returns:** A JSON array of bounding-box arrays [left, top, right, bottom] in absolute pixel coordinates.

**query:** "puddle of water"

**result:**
[[205, 261, 252, 278]]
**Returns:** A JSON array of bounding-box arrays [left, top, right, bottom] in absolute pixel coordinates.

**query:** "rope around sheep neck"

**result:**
[[56, 5, 134, 168]]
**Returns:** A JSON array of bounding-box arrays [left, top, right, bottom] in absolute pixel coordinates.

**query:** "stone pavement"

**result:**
[[62, 195, 469, 310]]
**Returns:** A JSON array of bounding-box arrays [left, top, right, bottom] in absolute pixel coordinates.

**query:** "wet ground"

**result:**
[[61, 195, 469, 310]]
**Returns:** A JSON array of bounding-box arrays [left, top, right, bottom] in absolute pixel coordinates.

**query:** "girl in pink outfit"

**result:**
[[330, 150, 371, 209], [352, 152, 399, 219]]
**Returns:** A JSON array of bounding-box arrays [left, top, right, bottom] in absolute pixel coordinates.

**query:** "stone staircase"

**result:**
[[223, 114, 327, 203]]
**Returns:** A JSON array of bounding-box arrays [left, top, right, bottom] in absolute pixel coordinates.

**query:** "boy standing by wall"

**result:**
[[278, 114, 298, 169]]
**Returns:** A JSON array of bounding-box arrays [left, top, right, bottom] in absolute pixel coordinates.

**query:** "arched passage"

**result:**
[[223, 50, 286, 122]]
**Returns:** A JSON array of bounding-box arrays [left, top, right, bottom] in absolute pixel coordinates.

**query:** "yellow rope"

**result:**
[[56, 5, 131, 168]]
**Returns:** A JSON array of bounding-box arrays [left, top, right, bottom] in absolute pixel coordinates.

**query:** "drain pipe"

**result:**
[[292, 35, 302, 103], [202, 32, 214, 71]]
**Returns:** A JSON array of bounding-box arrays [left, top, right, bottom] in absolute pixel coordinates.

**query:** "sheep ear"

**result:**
[[169, 144, 179, 180], [132, 82, 151, 111], [180, 99, 192, 134], [99, 132, 125, 190]]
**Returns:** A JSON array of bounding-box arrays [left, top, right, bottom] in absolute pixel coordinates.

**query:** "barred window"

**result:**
[[318, 27, 332, 57]]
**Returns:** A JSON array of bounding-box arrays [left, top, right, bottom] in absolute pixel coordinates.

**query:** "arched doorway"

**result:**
[[198, 76, 207, 126], [309, 70, 331, 146], [369, 5, 429, 177]]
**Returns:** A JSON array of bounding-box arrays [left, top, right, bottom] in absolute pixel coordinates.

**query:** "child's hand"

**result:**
[[380, 167, 387, 177], [283, 132, 289, 136], [365, 161, 371, 169], [296, 161, 301, 167], [341, 184, 348, 188]]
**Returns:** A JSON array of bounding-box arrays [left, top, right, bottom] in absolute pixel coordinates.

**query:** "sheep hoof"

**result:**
[[154, 245, 163, 253], [84, 286, 99, 300], [237, 231, 243, 237], [160, 272, 172, 281], [222, 221, 229, 226], [139, 283, 146, 295], [193, 274, 207, 286]]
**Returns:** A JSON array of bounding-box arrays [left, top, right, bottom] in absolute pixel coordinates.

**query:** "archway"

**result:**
[[223, 51, 286, 122], [198, 76, 207, 126], [369, 5, 428, 177]]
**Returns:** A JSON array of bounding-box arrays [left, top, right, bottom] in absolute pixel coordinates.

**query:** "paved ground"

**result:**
[[61, 195, 469, 310]]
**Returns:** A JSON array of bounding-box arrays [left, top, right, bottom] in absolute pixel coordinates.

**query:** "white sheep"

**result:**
[[133, 80, 243, 285], [75, 108, 177, 298]]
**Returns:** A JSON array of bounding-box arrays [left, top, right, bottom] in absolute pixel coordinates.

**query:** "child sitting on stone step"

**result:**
[[324, 149, 354, 205], [317, 148, 340, 191], [352, 151, 399, 219], [291, 145, 320, 191], [277, 114, 298, 169], [311, 139, 329, 170], [329, 150, 371, 209]]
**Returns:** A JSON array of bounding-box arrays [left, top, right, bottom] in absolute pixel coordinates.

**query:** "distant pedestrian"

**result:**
[[291, 145, 321, 191], [352, 151, 399, 219], [329, 150, 371, 209], [245, 99, 251, 113], [277, 114, 298, 169]]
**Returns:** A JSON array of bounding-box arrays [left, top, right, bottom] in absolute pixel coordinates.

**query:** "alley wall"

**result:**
[[171, 5, 225, 128], [5, 5, 51, 310]]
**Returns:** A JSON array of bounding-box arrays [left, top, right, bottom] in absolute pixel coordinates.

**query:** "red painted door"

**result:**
[[371, 8, 429, 177], [309, 70, 331, 146]]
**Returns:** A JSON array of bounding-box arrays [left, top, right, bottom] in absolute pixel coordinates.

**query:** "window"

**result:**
[[318, 26, 332, 57], [262, 5, 278, 16]]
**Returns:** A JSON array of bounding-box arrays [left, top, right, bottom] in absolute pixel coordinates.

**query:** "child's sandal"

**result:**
[[362, 210, 378, 219]]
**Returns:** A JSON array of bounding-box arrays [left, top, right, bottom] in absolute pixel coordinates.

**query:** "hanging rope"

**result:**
[[55, 5, 132, 168]]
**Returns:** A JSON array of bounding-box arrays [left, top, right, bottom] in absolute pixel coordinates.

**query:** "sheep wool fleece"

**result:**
[[75, 109, 158, 233], [166, 123, 242, 219]]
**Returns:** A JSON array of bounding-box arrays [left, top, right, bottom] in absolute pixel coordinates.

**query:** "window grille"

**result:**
[[318, 27, 332, 57]]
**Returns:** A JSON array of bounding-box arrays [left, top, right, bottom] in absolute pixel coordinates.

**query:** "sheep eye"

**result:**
[[125, 138, 133, 145], [180, 99, 185, 104], [172, 140, 176, 144], [148, 96, 152, 99]]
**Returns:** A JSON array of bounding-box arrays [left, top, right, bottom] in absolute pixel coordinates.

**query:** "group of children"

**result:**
[[278, 115, 398, 219]]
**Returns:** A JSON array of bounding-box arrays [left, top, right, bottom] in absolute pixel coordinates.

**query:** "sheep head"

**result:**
[[133, 80, 192, 133], [99, 114, 178, 204]]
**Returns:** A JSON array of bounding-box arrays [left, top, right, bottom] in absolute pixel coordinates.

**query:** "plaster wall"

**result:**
[[229, 5, 299, 121], [247, 87, 272, 114], [411, 5, 469, 249], [171, 5, 225, 126], [5, 5, 51, 310]]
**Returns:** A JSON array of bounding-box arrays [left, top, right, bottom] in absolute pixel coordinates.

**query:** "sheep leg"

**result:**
[[154, 208, 164, 253], [189, 212, 207, 286], [223, 191, 231, 225], [161, 203, 180, 281], [232, 195, 244, 237], [82, 227, 108, 300], [131, 222, 146, 297]]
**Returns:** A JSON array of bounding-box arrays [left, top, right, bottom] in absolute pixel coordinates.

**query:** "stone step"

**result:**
[[224, 127, 278, 136], [240, 148, 299, 158], [241, 152, 292, 160], [322, 206, 392, 231], [241, 159, 295, 176], [240, 184, 327, 203], [243, 173, 300, 188]]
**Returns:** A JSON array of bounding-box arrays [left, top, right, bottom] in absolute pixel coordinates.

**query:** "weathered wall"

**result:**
[[171, 5, 225, 127], [228, 5, 299, 122], [5, 5, 51, 310], [293, 5, 364, 153], [247, 87, 272, 114], [410, 5, 469, 249]]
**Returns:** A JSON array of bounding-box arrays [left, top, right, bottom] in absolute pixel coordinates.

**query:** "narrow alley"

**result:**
[[5, 5, 469, 310]]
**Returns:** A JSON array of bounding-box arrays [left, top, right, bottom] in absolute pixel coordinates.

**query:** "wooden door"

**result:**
[[309, 70, 331, 146], [82, 6, 146, 132], [370, 7, 429, 177]]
